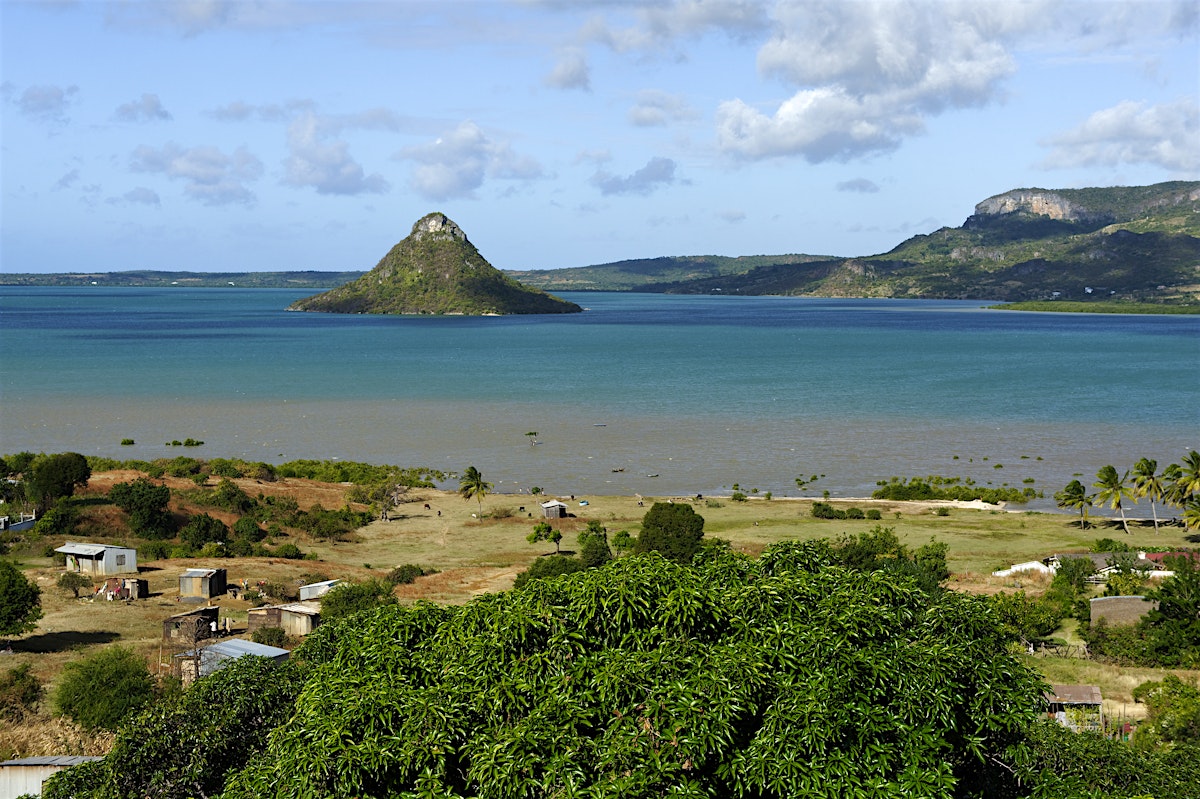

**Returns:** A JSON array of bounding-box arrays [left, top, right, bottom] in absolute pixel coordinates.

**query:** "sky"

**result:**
[[1, 0, 1197, 274]]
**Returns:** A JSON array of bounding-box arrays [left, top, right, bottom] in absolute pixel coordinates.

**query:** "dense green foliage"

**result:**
[[53, 646, 156, 731], [24, 451, 91, 512], [992, 301, 1200, 313], [318, 579, 398, 622], [632, 501, 706, 563], [526, 520, 562, 553], [179, 513, 229, 549], [1131, 675, 1200, 750], [57, 570, 94, 598], [41, 656, 306, 799], [873, 475, 1037, 504], [511, 554, 588, 589], [0, 560, 42, 637], [290, 213, 582, 315], [108, 476, 174, 538], [0, 663, 42, 721]]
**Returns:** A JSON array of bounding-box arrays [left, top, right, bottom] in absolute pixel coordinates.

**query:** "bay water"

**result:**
[[1, 287, 1196, 506]]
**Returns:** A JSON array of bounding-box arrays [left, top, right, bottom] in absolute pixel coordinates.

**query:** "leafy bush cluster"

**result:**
[[873, 475, 1038, 504], [811, 501, 881, 520], [386, 564, 435, 585]]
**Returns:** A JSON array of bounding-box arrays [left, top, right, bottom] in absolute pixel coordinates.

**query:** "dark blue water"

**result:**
[[2, 287, 1196, 500]]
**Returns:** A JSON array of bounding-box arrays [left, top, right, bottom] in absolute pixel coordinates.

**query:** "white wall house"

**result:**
[[55, 542, 138, 576]]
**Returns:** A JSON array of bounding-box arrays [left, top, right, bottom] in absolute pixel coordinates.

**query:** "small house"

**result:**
[[173, 638, 289, 685], [248, 601, 322, 638], [541, 500, 568, 519], [55, 542, 138, 576], [0, 755, 102, 799], [163, 606, 220, 643], [1046, 684, 1103, 732], [299, 579, 339, 601], [991, 561, 1053, 578], [178, 567, 227, 600]]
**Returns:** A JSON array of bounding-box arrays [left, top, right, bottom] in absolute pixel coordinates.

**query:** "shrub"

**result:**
[[251, 627, 290, 648], [934, 507, 951, 517], [866, 509, 882, 520], [109, 477, 174, 539], [730, 491, 748, 502], [273, 543, 304, 560], [320, 579, 397, 622], [0, 663, 42, 721], [120, 438, 135, 446], [491, 506, 514, 519], [57, 571, 93, 598], [0, 560, 42, 637], [511, 554, 586, 589], [233, 516, 267, 542], [810, 501, 844, 520], [140, 540, 171, 560], [387, 564, 427, 585], [180, 513, 229, 549], [53, 646, 156, 731], [845, 507, 865, 519]]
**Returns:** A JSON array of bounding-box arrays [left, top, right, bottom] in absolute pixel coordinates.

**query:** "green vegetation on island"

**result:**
[[991, 301, 1200, 314], [289, 213, 582, 316], [0, 270, 364, 288]]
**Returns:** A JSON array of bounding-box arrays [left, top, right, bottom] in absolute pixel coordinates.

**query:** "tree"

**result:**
[[511, 553, 586, 589], [632, 501, 705, 563], [1094, 464, 1134, 534], [1141, 554, 1200, 666], [526, 521, 562, 554], [108, 476, 173, 539], [57, 571, 94, 598], [990, 591, 1061, 651], [1176, 450, 1200, 498], [318, 579, 397, 623], [1055, 479, 1092, 528], [0, 560, 42, 637], [578, 521, 613, 568], [25, 452, 91, 513], [1132, 674, 1200, 750], [53, 646, 156, 731], [458, 465, 492, 514], [1131, 457, 1165, 533], [180, 513, 229, 549]]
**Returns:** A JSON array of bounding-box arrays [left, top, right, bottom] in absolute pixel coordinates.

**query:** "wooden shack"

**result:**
[[247, 601, 322, 638], [163, 607, 219, 643], [0, 756, 102, 799], [1046, 684, 1104, 732], [178, 567, 227, 599], [541, 500, 568, 519]]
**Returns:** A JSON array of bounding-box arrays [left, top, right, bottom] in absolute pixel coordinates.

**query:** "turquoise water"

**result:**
[[1, 287, 1196, 502]]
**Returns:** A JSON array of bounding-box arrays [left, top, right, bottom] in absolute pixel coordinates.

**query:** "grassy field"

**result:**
[[3, 473, 1197, 757]]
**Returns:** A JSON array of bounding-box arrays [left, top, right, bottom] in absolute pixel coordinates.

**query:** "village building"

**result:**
[[540, 500, 568, 519], [248, 601, 322, 638], [0, 756, 102, 799], [163, 607, 220, 644], [55, 542, 138, 576], [299, 578, 339, 601], [1045, 684, 1104, 732], [178, 567, 227, 600], [99, 576, 149, 601], [173, 638, 289, 685]]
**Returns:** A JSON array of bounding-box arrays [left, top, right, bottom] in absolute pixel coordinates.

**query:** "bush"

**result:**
[[109, 477, 174, 539], [273, 543, 304, 560], [632, 502, 705, 564], [57, 571, 93, 598], [139, 540, 171, 560], [866, 509, 882, 520], [512, 554, 586, 589], [233, 516, 267, 542], [810, 501, 844, 520], [0, 663, 42, 720], [53, 646, 156, 731], [386, 564, 428, 585], [934, 506, 951, 517], [0, 559, 42, 637], [251, 627, 290, 648], [730, 491, 748, 502], [180, 513, 229, 549], [844, 506, 865, 519], [319, 579, 397, 622]]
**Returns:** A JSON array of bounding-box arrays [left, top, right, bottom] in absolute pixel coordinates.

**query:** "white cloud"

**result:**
[[545, 47, 591, 91], [130, 142, 263, 205], [581, 0, 770, 52], [282, 110, 391, 196], [628, 90, 698, 127], [715, 2, 1027, 161], [115, 93, 173, 122], [1040, 98, 1199, 173], [590, 156, 678, 196], [399, 121, 545, 201], [12, 83, 79, 123], [108, 187, 161, 206]]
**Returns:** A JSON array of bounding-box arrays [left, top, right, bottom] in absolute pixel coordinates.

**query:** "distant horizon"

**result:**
[[3, 2, 1196, 274]]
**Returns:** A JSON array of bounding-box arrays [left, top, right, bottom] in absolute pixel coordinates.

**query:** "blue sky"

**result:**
[[2, 0, 1197, 274]]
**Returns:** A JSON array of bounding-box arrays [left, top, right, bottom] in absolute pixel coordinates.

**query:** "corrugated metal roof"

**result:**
[[275, 602, 321, 616], [300, 579, 338, 589], [181, 568, 219, 578], [0, 755, 103, 767], [1047, 684, 1103, 705], [205, 638, 289, 659], [55, 542, 108, 556]]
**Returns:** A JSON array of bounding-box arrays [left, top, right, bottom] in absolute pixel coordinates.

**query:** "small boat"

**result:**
[[611, 467, 624, 473], [646, 473, 659, 478]]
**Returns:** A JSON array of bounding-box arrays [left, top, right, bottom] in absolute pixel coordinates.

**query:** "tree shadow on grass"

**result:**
[[15, 630, 120, 653]]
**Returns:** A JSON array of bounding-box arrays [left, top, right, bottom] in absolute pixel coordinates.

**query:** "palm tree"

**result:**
[[1054, 479, 1092, 529], [458, 466, 492, 515], [1094, 465, 1134, 535], [1131, 457, 1164, 533], [1177, 450, 1200, 498]]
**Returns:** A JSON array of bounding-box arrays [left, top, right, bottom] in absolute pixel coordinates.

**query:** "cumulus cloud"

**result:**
[[837, 178, 880, 193], [11, 83, 79, 123], [399, 121, 545, 201], [130, 142, 263, 205], [1040, 98, 1199, 173], [717, 1, 1029, 161], [107, 187, 162, 207], [590, 156, 678, 196], [545, 47, 591, 91], [115, 93, 172, 122], [628, 90, 698, 127], [282, 109, 392, 196], [581, 0, 770, 53]]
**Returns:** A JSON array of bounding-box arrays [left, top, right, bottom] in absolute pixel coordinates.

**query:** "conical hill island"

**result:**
[[288, 213, 582, 315]]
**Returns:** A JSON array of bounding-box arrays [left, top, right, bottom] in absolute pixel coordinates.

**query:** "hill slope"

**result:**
[[509, 253, 837, 292], [290, 213, 581, 315], [642, 181, 1200, 302]]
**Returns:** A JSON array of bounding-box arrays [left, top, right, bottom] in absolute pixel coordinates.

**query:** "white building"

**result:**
[[55, 542, 138, 576]]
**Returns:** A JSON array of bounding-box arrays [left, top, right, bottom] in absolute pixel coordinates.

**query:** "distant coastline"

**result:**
[[990, 300, 1200, 314]]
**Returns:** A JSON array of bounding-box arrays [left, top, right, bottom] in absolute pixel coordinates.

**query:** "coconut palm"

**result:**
[[1176, 450, 1200, 498], [1054, 479, 1092, 529], [1094, 465, 1134, 535], [1131, 457, 1164, 533], [458, 466, 492, 515]]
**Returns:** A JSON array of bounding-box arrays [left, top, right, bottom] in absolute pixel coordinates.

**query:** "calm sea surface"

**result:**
[[1, 287, 1196, 504]]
